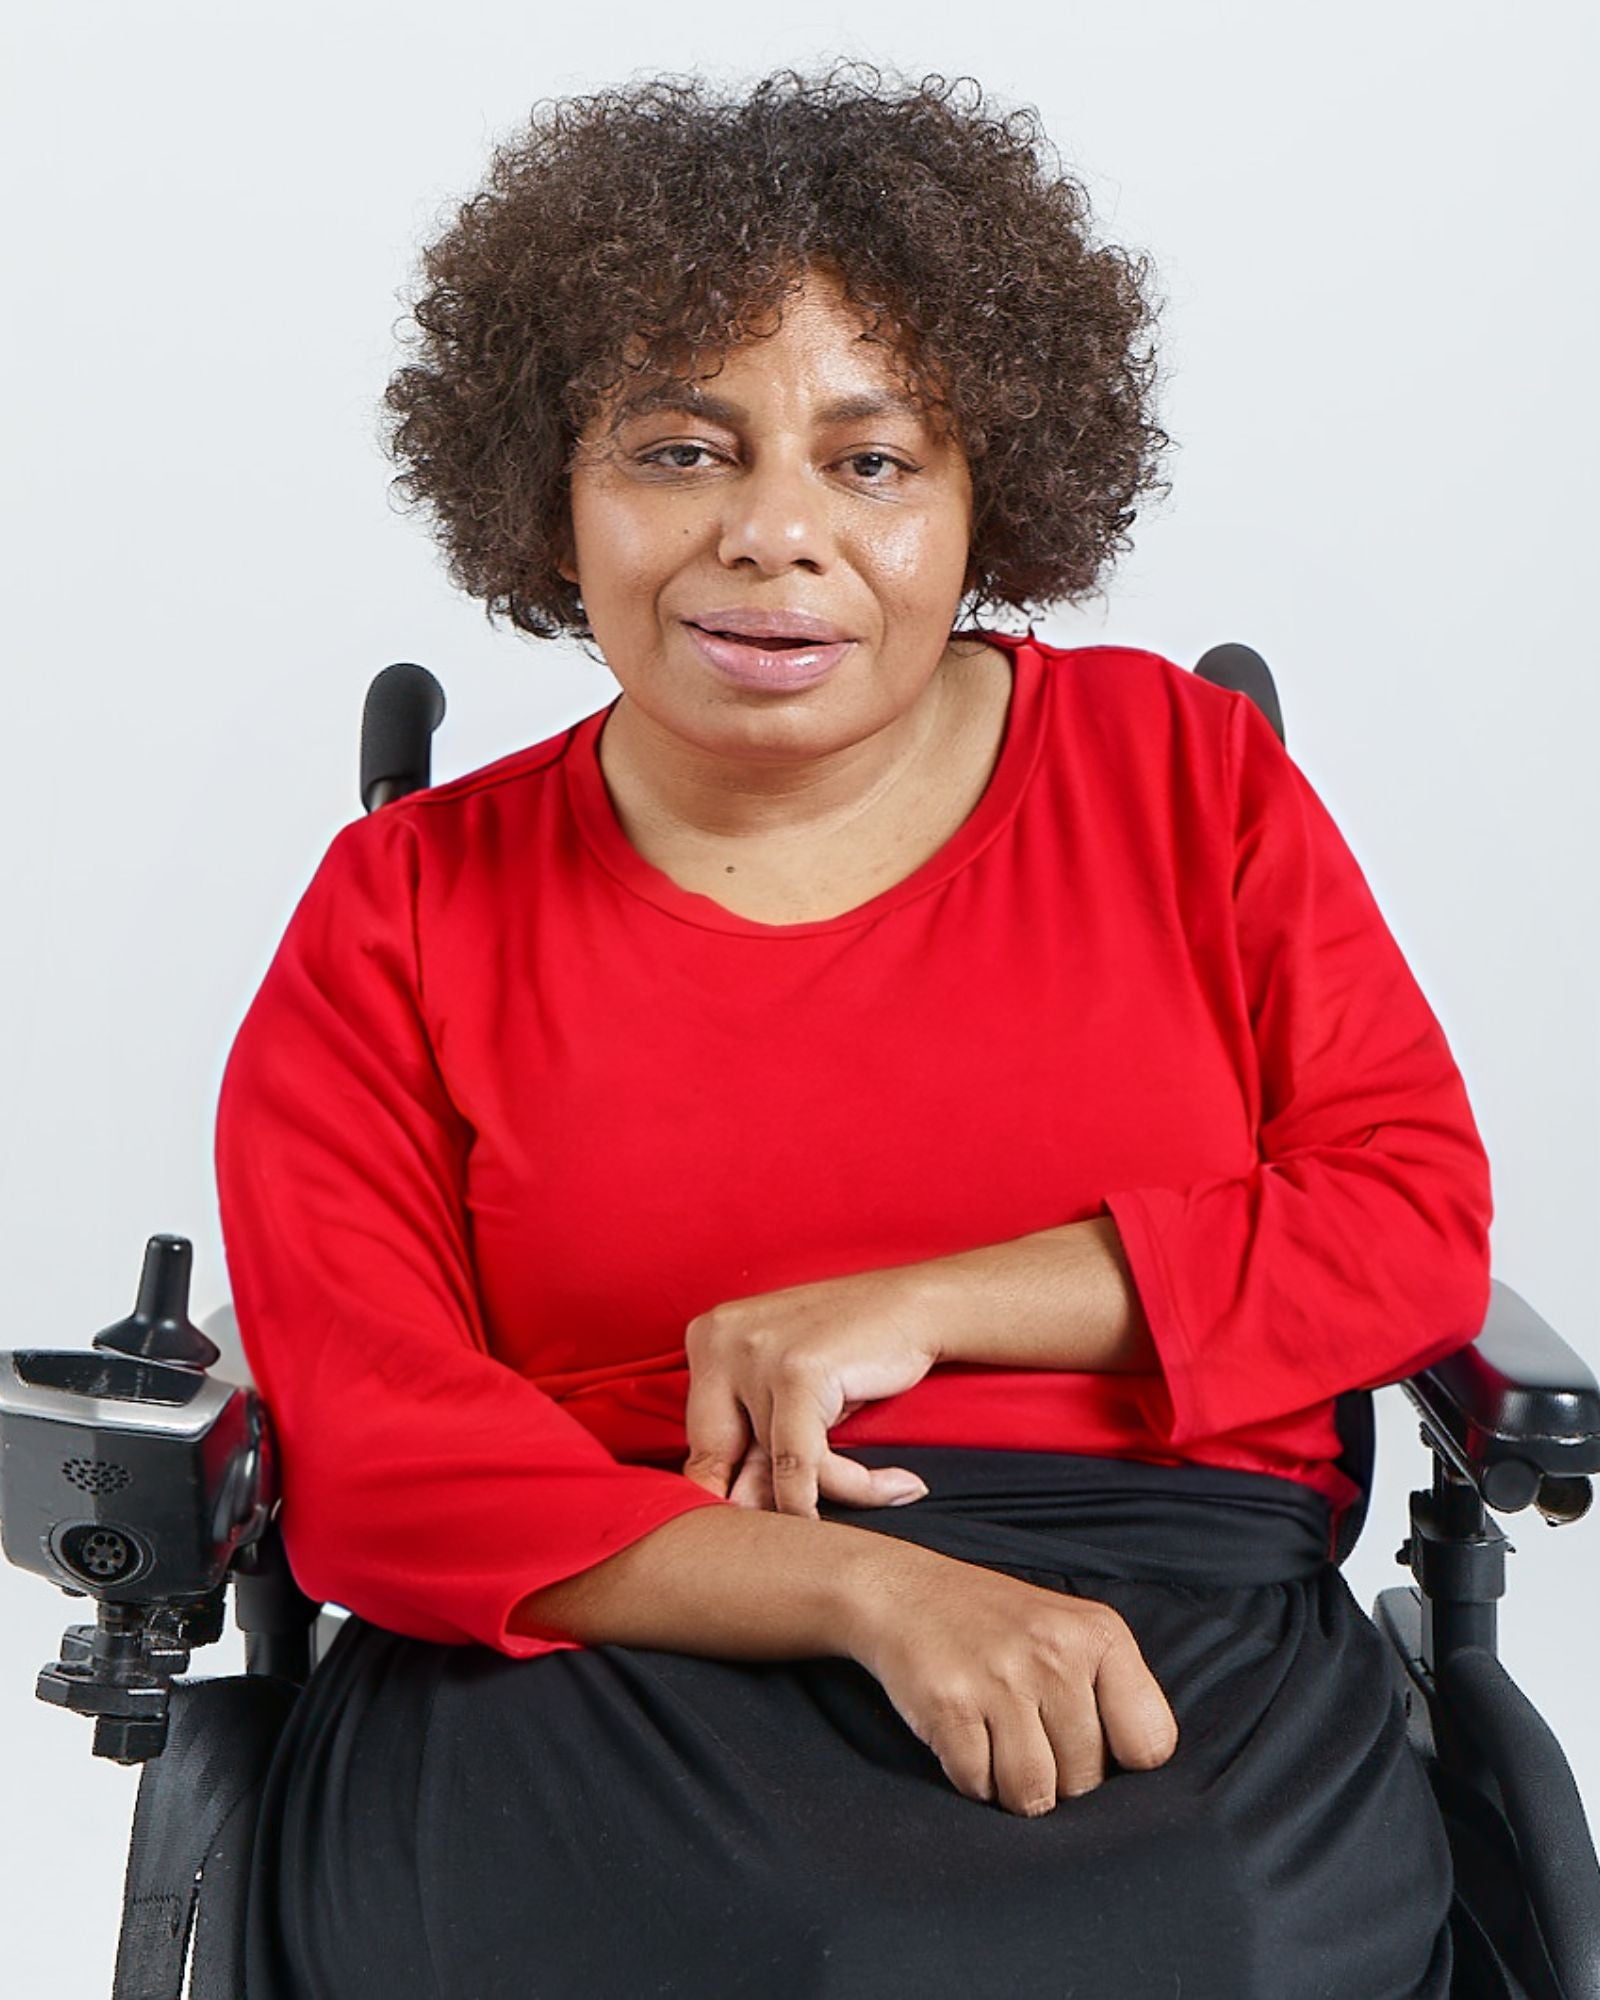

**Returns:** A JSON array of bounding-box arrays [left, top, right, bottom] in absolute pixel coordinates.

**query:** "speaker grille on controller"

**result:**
[[62, 1457, 133, 1494]]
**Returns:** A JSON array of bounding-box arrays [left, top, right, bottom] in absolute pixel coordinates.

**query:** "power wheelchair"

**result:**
[[2, 642, 1598, 2000]]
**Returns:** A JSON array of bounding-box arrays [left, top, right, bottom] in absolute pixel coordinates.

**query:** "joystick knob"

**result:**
[[91, 1236, 221, 1371]]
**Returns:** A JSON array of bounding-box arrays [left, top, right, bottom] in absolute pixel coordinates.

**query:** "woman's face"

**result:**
[[558, 264, 978, 773]]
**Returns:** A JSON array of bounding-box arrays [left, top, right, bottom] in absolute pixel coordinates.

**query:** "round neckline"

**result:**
[[562, 627, 1046, 938]]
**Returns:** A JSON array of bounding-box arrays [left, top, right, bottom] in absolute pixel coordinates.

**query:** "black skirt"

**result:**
[[244, 1448, 1456, 1999]]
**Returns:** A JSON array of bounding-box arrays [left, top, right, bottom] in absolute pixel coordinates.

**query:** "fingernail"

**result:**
[[887, 1479, 929, 1506]]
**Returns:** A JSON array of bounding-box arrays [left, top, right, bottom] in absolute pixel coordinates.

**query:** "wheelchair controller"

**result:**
[[0, 1233, 281, 1763]]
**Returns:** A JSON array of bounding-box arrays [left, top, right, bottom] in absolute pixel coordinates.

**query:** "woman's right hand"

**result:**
[[841, 1542, 1179, 1817]]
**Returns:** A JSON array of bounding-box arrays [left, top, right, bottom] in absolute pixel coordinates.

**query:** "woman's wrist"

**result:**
[[827, 1524, 963, 1667]]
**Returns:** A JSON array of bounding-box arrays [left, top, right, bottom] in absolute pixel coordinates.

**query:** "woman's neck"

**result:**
[[591, 642, 1014, 925], [595, 641, 1003, 854]]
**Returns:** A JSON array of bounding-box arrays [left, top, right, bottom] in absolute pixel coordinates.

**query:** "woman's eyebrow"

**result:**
[[608, 383, 925, 432]]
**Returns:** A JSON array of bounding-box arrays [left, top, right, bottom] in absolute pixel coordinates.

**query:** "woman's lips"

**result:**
[[683, 620, 854, 690]]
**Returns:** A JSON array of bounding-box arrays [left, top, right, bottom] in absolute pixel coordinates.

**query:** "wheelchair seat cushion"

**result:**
[[242, 1449, 1454, 2000]]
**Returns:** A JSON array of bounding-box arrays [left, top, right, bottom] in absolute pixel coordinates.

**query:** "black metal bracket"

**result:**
[[1397, 1447, 1512, 1675]]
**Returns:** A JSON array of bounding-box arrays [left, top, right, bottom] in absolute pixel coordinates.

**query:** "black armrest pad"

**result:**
[[1403, 1280, 1600, 1500]]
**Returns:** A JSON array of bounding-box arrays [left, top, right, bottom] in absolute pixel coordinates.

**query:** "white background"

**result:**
[[2, 3, 1595, 1992]]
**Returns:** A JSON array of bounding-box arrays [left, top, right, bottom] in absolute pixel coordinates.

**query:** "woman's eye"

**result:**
[[845, 452, 907, 482], [643, 443, 715, 470]]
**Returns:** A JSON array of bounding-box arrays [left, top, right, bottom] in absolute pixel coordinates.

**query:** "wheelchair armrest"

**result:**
[[1402, 1279, 1600, 1514]]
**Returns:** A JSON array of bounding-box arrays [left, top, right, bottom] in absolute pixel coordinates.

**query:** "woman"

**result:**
[[218, 62, 1493, 1998]]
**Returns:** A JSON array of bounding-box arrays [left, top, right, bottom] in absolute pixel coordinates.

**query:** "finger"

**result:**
[[1035, 1681, 1107, 1801], [727, 1441, 776, 1509], [815, 1452, 929, 1510], [925, 1704, 995, 1807], [728, 1419, 927, 1513], [988, 1691, 1086, 1814], [1092, 1625, 1180, 1773], [766, 1382, 828, 1519], [681, 1368, 754, 1500]]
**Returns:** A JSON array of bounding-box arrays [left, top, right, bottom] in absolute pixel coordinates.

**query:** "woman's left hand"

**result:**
[[680, 1264, 948, 1517]]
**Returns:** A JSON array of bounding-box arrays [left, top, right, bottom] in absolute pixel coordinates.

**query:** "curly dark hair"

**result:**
[[381, 59, 1170, 646]]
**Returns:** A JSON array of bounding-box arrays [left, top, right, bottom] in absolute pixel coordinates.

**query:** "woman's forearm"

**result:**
[[922, 1215, 1156, 1373], [509, 1501, 936, 1660]]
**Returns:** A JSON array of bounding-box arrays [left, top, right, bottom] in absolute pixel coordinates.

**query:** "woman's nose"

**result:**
[[714, 452, 836, 573]]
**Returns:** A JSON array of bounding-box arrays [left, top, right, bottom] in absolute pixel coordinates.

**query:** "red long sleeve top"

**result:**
[[214, 631, 1494, 1660]]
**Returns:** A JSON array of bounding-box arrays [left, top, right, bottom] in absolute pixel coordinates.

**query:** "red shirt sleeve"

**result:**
[[1102, 685, 1495, 1446], [214, 805, 732, 1660]]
